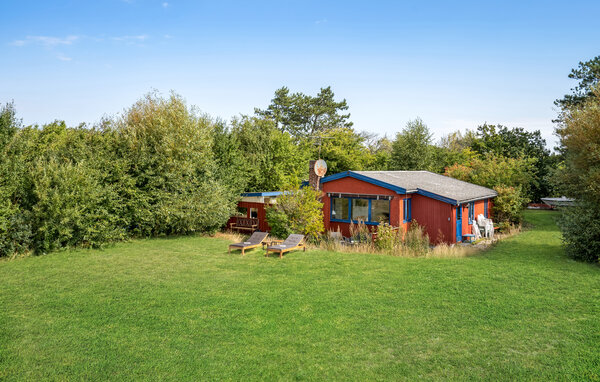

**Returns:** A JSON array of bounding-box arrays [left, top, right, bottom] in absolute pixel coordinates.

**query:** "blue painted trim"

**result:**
[[320, 171, 408, 194], [416, 189, 458, 205], [468, 202, 474, 224], [241, 191, 282, 197], [402, 197, 412, 223], [329, 194, 391, 225], [330, 218, 381, 226], [484, 199, 489, 218], [321, 171, 497, 205]]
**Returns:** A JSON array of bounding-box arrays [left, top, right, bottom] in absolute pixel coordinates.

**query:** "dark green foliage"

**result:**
[[555, 55, 600, 109], [230, 116, 308, 192], [255, 86, 352, 137], [558, 203, 600, 263], [555, 85, 600, 262], [308, 127, 371, 174], [265, 207, 292, 240], [471, 123, 552, 201], [390, 118, 434, 171], [0, 93, 237, 256], [0, 101, 20, 150]]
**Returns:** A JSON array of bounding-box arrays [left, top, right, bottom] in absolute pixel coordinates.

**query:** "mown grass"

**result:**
[[1, 211, 599, 381]]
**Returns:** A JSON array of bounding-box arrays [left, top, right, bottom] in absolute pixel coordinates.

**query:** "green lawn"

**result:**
[[1, 211, 599, 381]]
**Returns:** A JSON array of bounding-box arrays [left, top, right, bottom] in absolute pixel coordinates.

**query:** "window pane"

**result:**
[[250, 208, 258, 219], [331, 198, 349, 220], [352, 199, 369, 221], [236, 207, 248, 217], [370, 199, 389, 223]]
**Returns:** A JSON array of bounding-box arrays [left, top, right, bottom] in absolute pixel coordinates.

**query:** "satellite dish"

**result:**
[[314, 159, 327, 177]]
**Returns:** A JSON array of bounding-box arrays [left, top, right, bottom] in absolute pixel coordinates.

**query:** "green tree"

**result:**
[[305, 128, 372, 174], [114, 91, 234, 235], [255, 86, 352, 137], [231, 116, 308, 192], [469, 123, 552, 201], [365, 135, 393, 171], [445, 154, 537, 223], [390, 118, 433, 171], [0, 102, 20, 151], [555, 56, 600, 109]]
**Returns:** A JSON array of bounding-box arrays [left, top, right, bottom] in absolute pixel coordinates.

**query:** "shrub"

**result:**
[[0, 203, 31, 257], [266, 186, 324, 241], [375, 222, 401, 252], [29, 159, 124, 253], [0, 93, 239, 257], [558, 203, 600, 263], [493, 185, 528, 224]]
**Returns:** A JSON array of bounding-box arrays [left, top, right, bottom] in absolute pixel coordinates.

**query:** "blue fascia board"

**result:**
[[320, 171, 407, 194], [416, 189, 459, 205], [241, 191, 282, 197], [330, 218, 381, 226]]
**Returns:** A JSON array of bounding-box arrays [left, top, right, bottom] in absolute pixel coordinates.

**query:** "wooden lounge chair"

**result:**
[[265, 234, 306, 258], [228, 231, 269, 255]]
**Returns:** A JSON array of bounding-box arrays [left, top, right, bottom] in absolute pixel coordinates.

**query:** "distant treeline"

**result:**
[[0, 86, 558, 257]]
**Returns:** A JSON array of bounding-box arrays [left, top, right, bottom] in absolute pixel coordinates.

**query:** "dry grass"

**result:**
[[319, 223, 523, 259], [428, 243, 478, 258], [213, 230, 246, 243]]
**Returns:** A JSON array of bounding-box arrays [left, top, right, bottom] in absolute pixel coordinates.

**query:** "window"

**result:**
[[331, 198, 349, 220], [330, 197, 390, 224], [468, 202, 474, 224], [351, 199, 369, 221], [457, 204, 462, 220], [484, 199, 488, 218], [371, 199, 389, 223], [403, 198, 412, 223], [250, 207, 258, 219], [235, 206, 248, 217]]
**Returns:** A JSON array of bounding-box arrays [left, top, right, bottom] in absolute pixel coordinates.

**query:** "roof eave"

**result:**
[[320, 171, 408, 194]]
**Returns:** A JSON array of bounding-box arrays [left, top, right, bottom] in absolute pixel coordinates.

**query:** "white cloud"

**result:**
[[56, 54, 72, 61], [162, 2, 169, 8], [11, 35, 79, 47], [112, 34, 149, 42], [315, 18, 327, 25]]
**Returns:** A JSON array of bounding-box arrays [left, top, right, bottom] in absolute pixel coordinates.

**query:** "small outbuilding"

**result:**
[[226, 191, 281, 233], [320, 171, 497, 244]]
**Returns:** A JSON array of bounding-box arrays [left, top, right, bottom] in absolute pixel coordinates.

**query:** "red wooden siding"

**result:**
[[322, 177, 411, 238], [411, 194, 453, 244], [227, 201, 272, 232]]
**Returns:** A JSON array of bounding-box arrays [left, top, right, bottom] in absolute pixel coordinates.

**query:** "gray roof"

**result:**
[[351, 171, 497, 204]]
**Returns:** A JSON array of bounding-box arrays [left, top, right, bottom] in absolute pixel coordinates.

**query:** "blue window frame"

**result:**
[[403, 198, 412, 223], [484, 199, 488, 218], [468, 202, 474, 224], [330, 196, 390, 225]]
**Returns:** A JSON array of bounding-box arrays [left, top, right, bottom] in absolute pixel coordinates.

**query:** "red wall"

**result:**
[[456, 199, 488, 241], [322, 177, 406, 237], [411, 194, 453, 244], [227, 201, 271, 232]]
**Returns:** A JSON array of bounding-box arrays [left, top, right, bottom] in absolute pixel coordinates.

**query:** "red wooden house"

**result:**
[[320, 171, 497, 244]]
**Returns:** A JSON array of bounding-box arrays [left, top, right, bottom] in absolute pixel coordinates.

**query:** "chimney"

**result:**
[[309, 160, 320, 190]]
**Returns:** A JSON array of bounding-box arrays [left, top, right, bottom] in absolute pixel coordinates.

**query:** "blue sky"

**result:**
[[2, 1, 599, 148]]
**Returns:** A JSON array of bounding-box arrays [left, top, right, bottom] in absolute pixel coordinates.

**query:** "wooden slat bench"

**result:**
[[229, 217, 259, 233]]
